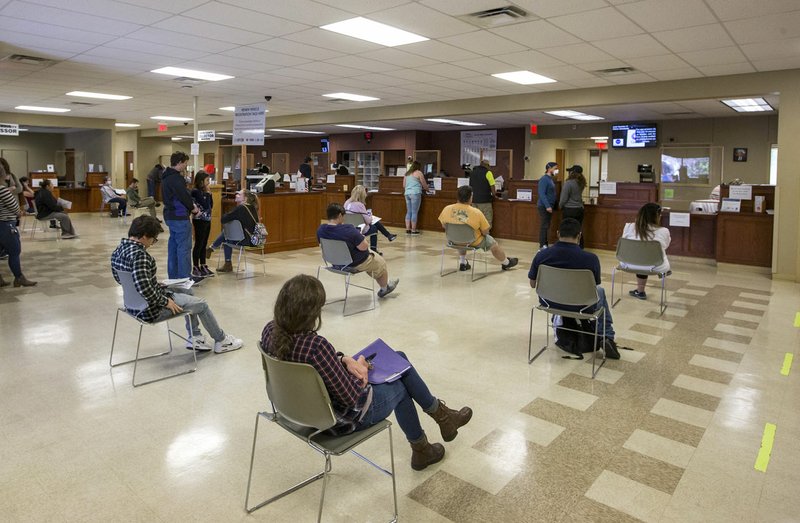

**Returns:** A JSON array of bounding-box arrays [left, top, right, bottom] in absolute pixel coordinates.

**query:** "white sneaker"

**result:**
[[185, 335, 212, 352], [214, 334, 243, 354]]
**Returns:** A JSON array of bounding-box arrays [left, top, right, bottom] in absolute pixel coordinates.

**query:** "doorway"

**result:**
[[124, 150, 134, 186]]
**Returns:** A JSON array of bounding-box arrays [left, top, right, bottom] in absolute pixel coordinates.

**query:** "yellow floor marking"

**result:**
[[754, 423, 777, 472], [780, 353, 793, 376], [794, 312, 800, 327]]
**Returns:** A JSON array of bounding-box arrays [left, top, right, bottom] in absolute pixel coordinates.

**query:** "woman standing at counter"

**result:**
[[559, 165, 586, 248], [621, 203, 671, 300], [403, 161, 428, 235]]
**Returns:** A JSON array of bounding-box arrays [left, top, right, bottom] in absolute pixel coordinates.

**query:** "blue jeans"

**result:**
[[0, 221, 22, 278], [356, 352, 437, 442], [211, 232, 249, 261], [165, 219, 192, 279], [155, 288, 224, 341], [366, 221, 393, 250], [108, 197, 127, 215], [594, 286, 615, 340], [147, 179, 156, 198], [405, 193, 421, 224]]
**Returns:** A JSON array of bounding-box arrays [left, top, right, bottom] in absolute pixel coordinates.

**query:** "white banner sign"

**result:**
[[233, 104, 266, 146], [461, 130, 497, 166], [728, 185, 752, 200], [198, 130, 216, 142], [0, 123, 19, 136], [599, 181, 617, 195], [669, 212, 691, 227]]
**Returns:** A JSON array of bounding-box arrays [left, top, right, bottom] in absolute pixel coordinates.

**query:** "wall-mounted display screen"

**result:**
[[611, 123, 657, 148]]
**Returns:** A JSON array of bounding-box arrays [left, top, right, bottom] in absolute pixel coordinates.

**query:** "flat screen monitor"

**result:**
[[611, 123, 657, 148]]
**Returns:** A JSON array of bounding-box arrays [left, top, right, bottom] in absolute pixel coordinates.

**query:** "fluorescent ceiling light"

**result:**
[[336, 124, 395, 131], [115, 123, 140, 128], [217, 132, 233, 136], [323, 92, 379, 102], [67, 91, 131, 100], [424, 118, 484, 127], [492, 71, 556, 85], [545, 110, 604, 121], [590, 136, 608, 140], [268, 128, 325, 135], [171, 137, 182, 141], [150, 116, 193, 121], [721, 97, 773, 112], [151, 66, 234, 82], [321, 17, 428, 47], [219, 107, 235, 111], [15, 105, 70, 113]]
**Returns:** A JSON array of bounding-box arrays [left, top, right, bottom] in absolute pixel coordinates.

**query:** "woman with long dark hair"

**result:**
[[559, 165, 587, 248], [207, 190, 260, 273], [0, 164, 36, 287], [260, 275, 472, 471], [621, 202, 671, 299], [191, 171, 214, 277]]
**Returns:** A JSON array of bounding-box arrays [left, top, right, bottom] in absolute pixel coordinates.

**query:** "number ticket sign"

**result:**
[[0, 123, 19, 136], [198, 130, 216, 142], [233, 104, 266, 146]]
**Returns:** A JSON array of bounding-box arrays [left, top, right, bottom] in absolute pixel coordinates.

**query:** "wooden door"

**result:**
[[124, 150, 134, 186], [555, 149, 566, 182], [65, 149, 76, 181], [203, 152, 215, 171]]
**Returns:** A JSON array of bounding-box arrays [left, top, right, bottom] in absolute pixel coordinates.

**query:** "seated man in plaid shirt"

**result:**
[[110, 215, 243, 354]]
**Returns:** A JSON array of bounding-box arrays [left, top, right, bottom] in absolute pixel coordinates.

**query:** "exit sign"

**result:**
[[157, 122, 167, 132]]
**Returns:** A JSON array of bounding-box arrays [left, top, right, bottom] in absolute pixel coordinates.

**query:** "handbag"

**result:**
[[243, 205, 267, 247]]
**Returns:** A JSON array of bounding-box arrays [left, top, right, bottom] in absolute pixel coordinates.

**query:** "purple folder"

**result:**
[[352, 338, 412, 384]]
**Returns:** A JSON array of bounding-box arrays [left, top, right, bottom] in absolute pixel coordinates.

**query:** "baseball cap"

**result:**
[[545, 161, 558, 170], [566, 165, 583, 174]]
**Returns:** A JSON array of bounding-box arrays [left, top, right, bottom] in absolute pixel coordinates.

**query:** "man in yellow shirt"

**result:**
[[438, 185, 519, 272]]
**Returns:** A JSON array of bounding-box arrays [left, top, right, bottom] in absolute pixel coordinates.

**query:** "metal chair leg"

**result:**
[[528, 307, 547, 364], [611, 268, 621, 307], [316, 454, 332, 523], [590, 311, 607, 379], [659, 274, 667, 315]]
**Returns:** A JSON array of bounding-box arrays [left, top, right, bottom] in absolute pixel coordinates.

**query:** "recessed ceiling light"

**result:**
[[321, 17, 428, 47], [217, 132, 233, 136], [336, 124, 395, 131], [590, 136, 609, 140], [545, 110, 604, 121], [67, 91, 132, 100], [323, 92, 380, 102], [721, 97, 773, 112], [15, 105, 70, 113], [424, 118, 484, 127], [171, 137, 182, 141], [572, 115, 604, 121], [150, 116, 193, 121], [151, 66, 234, 82], [267, 128, 326, 135], [492, 71, 556, 85], [115, 123, 140, 128]]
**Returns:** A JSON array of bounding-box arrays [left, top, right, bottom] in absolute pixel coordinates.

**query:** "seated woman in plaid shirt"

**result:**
[[261, 274, 472, 471], [111, 216, 243, 354]]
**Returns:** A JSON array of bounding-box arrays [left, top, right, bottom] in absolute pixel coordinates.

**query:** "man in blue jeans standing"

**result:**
[[161, 151, 197, 279], [537, 161, 558, 250], [528, 218, 620, 359]]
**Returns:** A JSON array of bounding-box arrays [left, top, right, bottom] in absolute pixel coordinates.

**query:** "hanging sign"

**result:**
[[0, 123, 19, 136], [233, 104, 266, 146]]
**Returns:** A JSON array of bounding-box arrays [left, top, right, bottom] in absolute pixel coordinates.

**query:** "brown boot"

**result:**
[[217, 261, 233, 273], [14, 275, 38, 287], [409, 433, 445, 471], [206, 247, 215, 259], [427, 400, 472, 442], [0, 274, 8, 287]]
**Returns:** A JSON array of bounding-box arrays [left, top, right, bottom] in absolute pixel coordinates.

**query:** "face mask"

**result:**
[[552, 169, 559, 175]]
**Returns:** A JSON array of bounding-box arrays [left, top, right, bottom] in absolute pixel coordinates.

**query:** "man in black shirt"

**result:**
[[468, 159, 496, 228], [298, 156, 312, 180]]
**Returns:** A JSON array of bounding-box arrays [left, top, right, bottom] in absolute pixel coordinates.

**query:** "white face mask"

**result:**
[[552, 169, 559, 175]]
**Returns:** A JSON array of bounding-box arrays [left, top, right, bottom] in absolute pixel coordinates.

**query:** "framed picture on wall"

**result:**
[[733, 147, 748, 162]]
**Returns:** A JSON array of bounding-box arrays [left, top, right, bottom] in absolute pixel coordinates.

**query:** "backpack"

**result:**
[[243, 205, 267, 247], [555, 317, 620, 360]]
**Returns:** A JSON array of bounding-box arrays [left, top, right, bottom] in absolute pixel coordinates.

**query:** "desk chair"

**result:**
[[440, 223, 488, 282], [109, 271, 197, 387], [529, 265, 607, 379], [611, 238, 670, 315], [245, 344, 398, 522], [30, 203, 61, 242], [316, 238, 375, 316], [344, 212, 377, 239], [215, 220, 266, 280]]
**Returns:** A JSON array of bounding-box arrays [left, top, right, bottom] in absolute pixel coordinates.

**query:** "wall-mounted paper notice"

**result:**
[[433, 177, 442, 191], [729, 185, 752, 200], [599, 181, 617, 195], [326, 174, 336, 184], [720, 198, 741, 212], [669, 212, 690, 227], [49, 178, 58, 187], [32, 179, 41, 187], [457, 178, 469, 187], [517, 189, 532, 201], [283, 174, 290, 182], [129, 163, 134, 171], [88, 164, 94, 172], [46, 164, 55, 173]]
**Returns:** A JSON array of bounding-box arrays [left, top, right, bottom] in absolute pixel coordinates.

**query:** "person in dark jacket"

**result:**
[[190, 171, 214, 278], [298, 156, 312, 180], [34, 179, 77, 238], [161, 151, 197, 279], [206, 190, 259, 273], [468, 159, 496, 228], [146, 164, 164, 198], [537, 161, 558, 250]]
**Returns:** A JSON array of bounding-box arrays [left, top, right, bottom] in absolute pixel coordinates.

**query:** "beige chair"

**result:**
[[611, 238, 671, 315], [316, 238, 375, 316], [529, 265, 607, 379], [245, 344, 398, 522], [344, 212, 377, 240], [215, 220, 267, 279], [440, 222, 488, 282]]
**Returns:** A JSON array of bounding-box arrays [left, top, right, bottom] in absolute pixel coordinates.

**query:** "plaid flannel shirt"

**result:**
[[261, 321, 371, 435], [110, 238, 170, 323]]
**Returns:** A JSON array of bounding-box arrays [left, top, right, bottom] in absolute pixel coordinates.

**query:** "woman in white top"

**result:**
[[344, 185, 397, 254], [621, 203, 671, 300]]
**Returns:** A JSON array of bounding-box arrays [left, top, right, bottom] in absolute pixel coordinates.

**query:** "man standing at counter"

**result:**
[[298, 156, 312, 181], [468, 159, 496, 229], [162, 151, 197, 279], [537, 162, 558, 250]]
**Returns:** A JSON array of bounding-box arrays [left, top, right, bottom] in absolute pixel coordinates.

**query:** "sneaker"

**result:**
[[411, 230, 421, 235], [214, 334, 243, 354], [459, 262, 471, 271], [388, 234, 398, 242], [406, 229, 412, 235], [61, 234, 78, 239], [377, 278, 399, 298], [191, 267, 203, 278], [629, 290, 647, 300], [49, 220, 58, 229], [501, 257, 519, 271], [185, 335, 212, 352], [603, 339, 621, 360], [201, 265, 215, 277]]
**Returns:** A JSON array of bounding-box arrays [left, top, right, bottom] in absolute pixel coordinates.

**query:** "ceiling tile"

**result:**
[[268, 68, 333, 82], [25, 0, 171, 24], [402, 40, 482, 62], [648, 67, 703, 81], [311, 0, 408, 15], [450, 57, 524, 74], [1, 30, 96, 55], [103, 39, 208, 60], [220, 47, 310, 68], [652, 24, 736, 54], [150, 17, 267, 46], [221, 0, 350, 25], [696, 62, 756, 76], [752, 55, 800, 72], [679, 46, 748, 67], [625, 54, 691, 72], [1, 1, 142, 36], [125, 27, 240, 53], [180, 2, 309, 36], [250, 39, 344, 61], [616, 0, 718, 32], [606, 72, 656, 85], [489, 20, 582, 49], [418, 0, 514, 16], [283, 28, 383, 54], [0, 17, 116, 45], [530, 64, 598, 81], [741, 38, 800, 61], [348, 73, 416, 87], [381, 68, 449, 84], [725, 10, 800, 45], [371, 3, 477, 38], [494, 50, 564, 70], [540, 43, 614, 64], [512, 0, 608, 18], [705, 0, 800, 21], [548, 7, 644, 40], [593, 34, 671, 59], [324, 55, 400, 73], [357, 48, 438, 68], [440, 31, 527, 56], [567, 77, 615, 88], [414, 63, 480, 79], [81, 47, 177, 68], [96, 0, 208, 13]]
